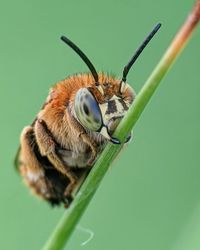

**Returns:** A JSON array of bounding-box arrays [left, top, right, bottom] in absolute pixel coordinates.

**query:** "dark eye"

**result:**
[[74, 88, 102, 131], [83, 103, 89, 115]]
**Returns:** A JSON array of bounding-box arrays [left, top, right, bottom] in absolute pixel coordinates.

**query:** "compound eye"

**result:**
[[74, 88, 102, 131]]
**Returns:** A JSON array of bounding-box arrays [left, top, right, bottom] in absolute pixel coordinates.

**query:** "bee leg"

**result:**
[[79, 133, 98, 166], [67, 110, 98, 166], [124, 132, 132, 143], [19, 126, 54, 200], [34, 119, 78, 199]]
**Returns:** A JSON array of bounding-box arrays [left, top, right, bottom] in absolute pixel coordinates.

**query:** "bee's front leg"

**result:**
[[79, 132, 98, 166], [67, 111, 98, 165], [34, 119, 77, 199]]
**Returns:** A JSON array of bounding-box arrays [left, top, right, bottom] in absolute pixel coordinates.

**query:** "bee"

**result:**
[[15, 24, 161, 207]]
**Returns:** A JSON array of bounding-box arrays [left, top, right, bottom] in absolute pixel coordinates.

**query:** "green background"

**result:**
[[0, 0, 200, 249]]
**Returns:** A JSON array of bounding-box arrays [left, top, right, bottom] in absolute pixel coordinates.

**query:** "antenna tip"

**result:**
[[60, 35, 66, 42], [155, 23, 162, 31]]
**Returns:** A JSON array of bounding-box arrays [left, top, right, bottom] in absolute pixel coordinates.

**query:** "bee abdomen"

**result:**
[[18, 124, 76, 206]]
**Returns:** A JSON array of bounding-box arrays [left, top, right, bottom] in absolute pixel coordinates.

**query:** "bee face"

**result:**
[[16, 24, 161, 207], [74, 81, 133, 143]]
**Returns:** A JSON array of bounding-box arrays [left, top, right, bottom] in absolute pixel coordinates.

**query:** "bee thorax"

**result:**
[[58, 148, 92, 168]]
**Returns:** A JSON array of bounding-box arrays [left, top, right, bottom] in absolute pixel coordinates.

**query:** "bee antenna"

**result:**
[[61, 36, 99, 84], [122, 23, 161, 83]]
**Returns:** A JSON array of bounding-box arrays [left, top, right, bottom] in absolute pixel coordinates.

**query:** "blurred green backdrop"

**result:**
[[0, 0, 200, 250]]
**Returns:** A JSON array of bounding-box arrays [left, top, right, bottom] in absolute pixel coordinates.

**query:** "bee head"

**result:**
[[73, 80, 134, 144], [61, 23, 161, 143]]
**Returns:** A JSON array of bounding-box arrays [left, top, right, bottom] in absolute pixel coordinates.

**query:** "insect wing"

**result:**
[[14, 146, 21, 171]]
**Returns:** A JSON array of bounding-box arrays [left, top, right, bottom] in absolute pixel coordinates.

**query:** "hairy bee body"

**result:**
[[17, 73, 135, 206], [16, 25, 161, 207]]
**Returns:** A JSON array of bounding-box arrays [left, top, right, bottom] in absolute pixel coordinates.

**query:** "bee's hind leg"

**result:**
[[19, 126, 56, 201], [34, 119, 78, 201]]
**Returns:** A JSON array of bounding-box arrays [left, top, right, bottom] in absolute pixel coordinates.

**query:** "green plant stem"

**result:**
[[42, 1, 200, 250]]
